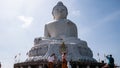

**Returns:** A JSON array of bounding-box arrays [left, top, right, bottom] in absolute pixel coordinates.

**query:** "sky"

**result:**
[[0, 0, 120, 68]]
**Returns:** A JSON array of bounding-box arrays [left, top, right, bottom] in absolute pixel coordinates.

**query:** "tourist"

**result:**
[[53, 54, 57, 68], [106, 54, 115, 68], [102, 54, 115, 68], [48, 53, 56, 68], [62, 53, 68, 68]]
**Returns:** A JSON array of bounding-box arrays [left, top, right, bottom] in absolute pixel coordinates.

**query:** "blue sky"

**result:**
[[0, 0, 120, 68]]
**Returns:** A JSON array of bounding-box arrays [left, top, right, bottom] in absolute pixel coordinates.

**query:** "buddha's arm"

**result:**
[[74, 24, 78, 37], [44, 24, 50, 37], [68, 20, 78, 37], [72, 21, 78, 37]]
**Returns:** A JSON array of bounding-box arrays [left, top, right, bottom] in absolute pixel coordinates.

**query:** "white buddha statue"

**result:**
[[27, 1, 96, 62], [44, 1, 78, 38]]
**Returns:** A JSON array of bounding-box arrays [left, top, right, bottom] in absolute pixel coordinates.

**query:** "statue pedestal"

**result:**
[[27, 37, 96, 62]]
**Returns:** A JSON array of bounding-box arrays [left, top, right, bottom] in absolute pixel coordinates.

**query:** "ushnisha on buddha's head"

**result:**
[[52, 1, 68, 20]]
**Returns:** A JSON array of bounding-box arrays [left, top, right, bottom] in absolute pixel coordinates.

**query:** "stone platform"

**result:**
[[14, 60, 105, 68]]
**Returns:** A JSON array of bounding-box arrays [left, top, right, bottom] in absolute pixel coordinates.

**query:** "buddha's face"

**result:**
[[52, 6, 68, 20]]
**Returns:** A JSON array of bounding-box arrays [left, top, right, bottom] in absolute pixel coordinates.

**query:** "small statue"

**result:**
[[34, 37, 41, 45], [60, 42, 67, 54]]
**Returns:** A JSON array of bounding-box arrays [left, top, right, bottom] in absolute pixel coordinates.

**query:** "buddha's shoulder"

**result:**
[[46, 20, 58, 25], [65, 19, 77, 26], [46, 19, 76, 26]]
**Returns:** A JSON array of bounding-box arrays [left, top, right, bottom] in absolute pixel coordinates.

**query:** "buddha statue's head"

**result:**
[[52, 1, 68, 20]]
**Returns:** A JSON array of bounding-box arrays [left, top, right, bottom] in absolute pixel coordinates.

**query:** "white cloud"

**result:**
[[18, 15, 34, 28]]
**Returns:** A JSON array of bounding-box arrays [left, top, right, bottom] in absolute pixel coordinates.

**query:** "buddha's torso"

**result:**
[[44, 19, 77, 38]]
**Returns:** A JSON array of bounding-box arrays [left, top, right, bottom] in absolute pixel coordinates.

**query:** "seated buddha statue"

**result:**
[[27, 2, 96, 62], [44, 1, 78, 38]]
